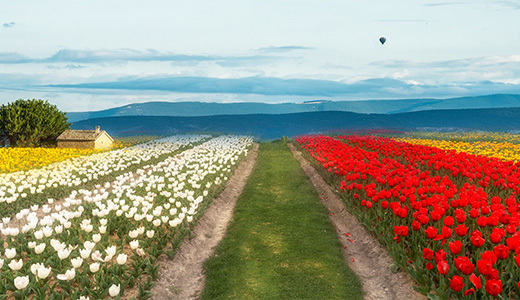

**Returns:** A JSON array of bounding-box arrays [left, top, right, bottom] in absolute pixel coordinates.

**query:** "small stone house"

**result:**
[[57, 126, 114, 149]]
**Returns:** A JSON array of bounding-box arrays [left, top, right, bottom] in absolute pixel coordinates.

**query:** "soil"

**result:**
[[288, 143, 427, 300], [149, 143, 260, 300]]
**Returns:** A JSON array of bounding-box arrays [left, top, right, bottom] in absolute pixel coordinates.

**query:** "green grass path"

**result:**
[[201, 141, 363, 300]]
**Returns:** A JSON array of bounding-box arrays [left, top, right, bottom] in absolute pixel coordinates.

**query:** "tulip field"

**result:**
[[296, 133, 520, 299], [0, 135, 253, 299]]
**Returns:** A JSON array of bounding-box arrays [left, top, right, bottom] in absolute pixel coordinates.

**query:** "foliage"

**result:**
[[0, 99, 70, 147]]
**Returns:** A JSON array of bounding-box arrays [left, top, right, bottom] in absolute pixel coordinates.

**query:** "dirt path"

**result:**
[[288, 143, 426, 300], [150, 143, 259, 300]]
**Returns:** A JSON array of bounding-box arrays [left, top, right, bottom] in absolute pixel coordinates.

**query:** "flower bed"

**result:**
[[0, 135, 253, 299], [296, 134, 520, 299]]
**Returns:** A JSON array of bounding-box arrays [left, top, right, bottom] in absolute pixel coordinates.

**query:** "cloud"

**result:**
[[43, 75, 446, 97], [0, 52, 32, 63], [372, 55, 520, 69], [256, 46, 314, 53], [44, 75, 520, 101], [495, 0, 520, 9], [424, 2, 465, 7], [377, 19, 428, 23], [0, 49, 282, 67], [2, 22, 15, 28]]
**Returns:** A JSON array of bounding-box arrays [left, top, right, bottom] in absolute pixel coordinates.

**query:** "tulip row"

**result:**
[[0, 147, 102, 174], [0, 135, 253, 299], [393, 137, 520, 163], [296, 134, 520, 299], [0, 135, 210, 218]]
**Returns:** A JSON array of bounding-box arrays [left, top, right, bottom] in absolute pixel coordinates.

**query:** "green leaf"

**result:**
[[427, 293, 442, 300]]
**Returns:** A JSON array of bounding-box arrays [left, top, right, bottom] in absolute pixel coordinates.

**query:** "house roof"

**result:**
[[57, 130, 114, 142]]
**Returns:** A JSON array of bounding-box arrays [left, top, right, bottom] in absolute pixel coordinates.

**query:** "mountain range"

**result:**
[[71, 107, 520, 140], [66, 94, 520, 122]]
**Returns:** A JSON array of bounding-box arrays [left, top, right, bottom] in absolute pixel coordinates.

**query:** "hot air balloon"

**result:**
[[379, 37, 386, 45]]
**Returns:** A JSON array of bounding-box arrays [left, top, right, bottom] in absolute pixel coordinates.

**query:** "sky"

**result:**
[[1, 0, 519, 112]]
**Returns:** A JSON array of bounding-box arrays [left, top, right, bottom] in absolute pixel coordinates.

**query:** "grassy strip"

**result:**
[[201, 141, 363, 300]]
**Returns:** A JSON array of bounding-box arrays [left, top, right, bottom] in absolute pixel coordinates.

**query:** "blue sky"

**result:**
[[1, 0, 519, 112]]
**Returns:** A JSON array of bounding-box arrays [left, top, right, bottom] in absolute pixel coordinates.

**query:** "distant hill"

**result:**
[[66, 94, 520, 122], [71, 107, 520, 140]]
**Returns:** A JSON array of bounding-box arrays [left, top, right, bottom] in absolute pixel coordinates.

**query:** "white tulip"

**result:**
[[5, 247, 16, 259], [130, 240, 139, 249], [89, 262, 100, 273], [109, 284, 120, 297], [91, 250, 103, 262], [146, 230, 155, 238], [9, 259, 23, 271], [35, 243, 46, 254], [79, 248, 92, 259], [84, 241, 96, 250], [116, 253, 127, 265], [71, 257, 83, 268], [58, 248, 72, 260], [57, 268, 75, 281], [129, 230, 138, 238], [34, 230, 44, 240], [31, 262, 44, 275], [37, 266, 52, 279], [105, 245, 117, 258], [92, 233, 101, 243], [42, 226, 53, 237], [55, 224, 63, 234], [14, 275, 29, 290]]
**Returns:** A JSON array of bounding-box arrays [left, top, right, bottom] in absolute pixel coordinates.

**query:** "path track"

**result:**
[[150, 143, 259, 300], [289, 143, 426, 300]]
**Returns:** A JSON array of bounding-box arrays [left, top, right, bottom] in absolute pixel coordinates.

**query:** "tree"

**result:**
[[0, 99, 70, 147]]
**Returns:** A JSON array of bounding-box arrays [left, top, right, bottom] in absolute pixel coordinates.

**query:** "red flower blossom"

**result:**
[[485, 279, 502, 296], [454, 256, 475, 275], [464, 288, 475, 296], [449, 275, 464, 292], [477, 259, 494, 277], [425, 226, 438, 239], [454, 224, 468, 237], [449, 240, 462, 255], [471, 234, 485, 248], [470, 274, 481, 290], [494, 244, 509, 260], [437, 260, 449, 276], [423, 248, 434, 260]]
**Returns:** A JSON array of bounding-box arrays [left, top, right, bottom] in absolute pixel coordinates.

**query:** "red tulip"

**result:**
[[437, 260, 449, 276], [471, 234, 485, 248], [494, 244, 509, 260], [454, 224, 468, 237], [454, 256, 474, 275], [449, 275, 464, 292], [464, 288, 475, 296], [423, 248, 434, 260], [481, 251, 497, 265], [425, 226, 437, 239], [477, 259, 494, 277], [485, 279, 502, 296], [449, 240, 462, 255], [470, 274, 481, 290]]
